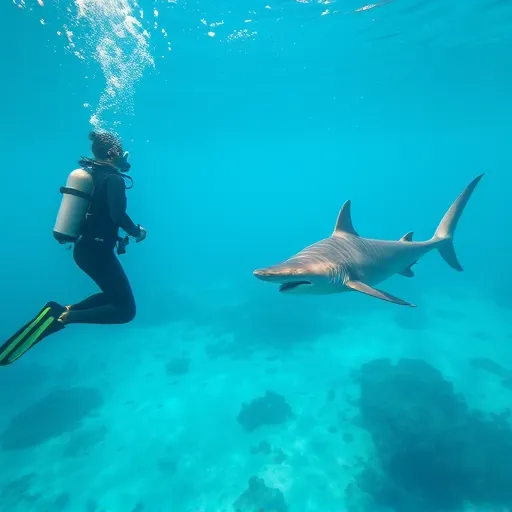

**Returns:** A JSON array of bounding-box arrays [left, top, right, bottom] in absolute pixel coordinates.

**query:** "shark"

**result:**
[[253, 174, 484, 307]]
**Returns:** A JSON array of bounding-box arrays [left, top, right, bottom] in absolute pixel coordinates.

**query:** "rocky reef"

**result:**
[[346, 358, 512, 512], [234, 476, 288, 512], [0, 387, 103, 451], [237, 391, 294, 432]]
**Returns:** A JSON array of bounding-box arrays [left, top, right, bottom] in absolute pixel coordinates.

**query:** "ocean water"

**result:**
[[1, 0, 512, 511]]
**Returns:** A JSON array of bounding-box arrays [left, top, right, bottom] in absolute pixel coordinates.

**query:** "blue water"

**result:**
[[1, 1, 512, 511]]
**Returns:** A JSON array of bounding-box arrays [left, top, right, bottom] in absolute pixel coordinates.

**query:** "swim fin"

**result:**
[[0, 301, 66, 366]]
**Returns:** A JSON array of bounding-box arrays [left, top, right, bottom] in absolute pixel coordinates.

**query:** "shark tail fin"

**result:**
[[432, 173, 484, 272]]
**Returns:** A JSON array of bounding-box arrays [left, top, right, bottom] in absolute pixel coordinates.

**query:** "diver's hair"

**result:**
[[89, 131, 123, 160]]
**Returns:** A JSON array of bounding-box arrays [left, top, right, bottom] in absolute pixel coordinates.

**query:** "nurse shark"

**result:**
[[253, 174, 484, 307]]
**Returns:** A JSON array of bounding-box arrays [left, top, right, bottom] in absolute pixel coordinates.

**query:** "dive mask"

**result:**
[[111, 150, 131, 172]]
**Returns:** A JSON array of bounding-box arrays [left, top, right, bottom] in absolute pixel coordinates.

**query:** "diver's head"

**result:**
[[89, 131, 131, 172]]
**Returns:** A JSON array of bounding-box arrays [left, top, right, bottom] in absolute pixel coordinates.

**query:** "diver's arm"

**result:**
[[106, 175, 141, 238]]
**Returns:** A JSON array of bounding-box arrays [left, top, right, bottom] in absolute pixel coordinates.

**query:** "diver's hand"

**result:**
[[135, 225, 147, 243]]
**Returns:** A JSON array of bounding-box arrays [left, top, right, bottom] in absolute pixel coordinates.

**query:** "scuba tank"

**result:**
[[53, 168, 94, 244]]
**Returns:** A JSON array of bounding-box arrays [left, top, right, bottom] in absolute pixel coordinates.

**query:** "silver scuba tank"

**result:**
[[53, 168, 94, 244]]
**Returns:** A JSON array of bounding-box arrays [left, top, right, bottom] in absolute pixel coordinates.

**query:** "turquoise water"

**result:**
[[1, 0, 512, 510]]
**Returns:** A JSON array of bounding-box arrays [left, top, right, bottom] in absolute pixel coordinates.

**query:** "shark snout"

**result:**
[[253, 265, 316, 294], [253, 266, 310, 282], [253, 268, 282, 282], [253, 268, 266, 278]]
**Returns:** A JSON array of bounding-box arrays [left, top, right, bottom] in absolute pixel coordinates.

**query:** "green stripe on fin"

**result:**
[[7, 316, 55, 364], [0, 307, 51, 361]]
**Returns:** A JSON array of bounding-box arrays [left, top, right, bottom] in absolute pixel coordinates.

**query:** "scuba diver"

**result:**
[[0, 131, 147, 365]]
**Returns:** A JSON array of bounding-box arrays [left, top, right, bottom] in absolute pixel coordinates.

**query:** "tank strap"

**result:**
[[59, 186, 94, 201], [78, 157, 134, 190]]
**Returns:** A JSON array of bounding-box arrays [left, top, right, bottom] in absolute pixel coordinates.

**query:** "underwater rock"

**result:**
[[250, 440, 272, 455], [249, 440, 288, 463], [132, 501, 145, 512], [273, 448, 288, 464], [63, 425, 107, 457], [470, 357, 512, 379], [0, 473, 40, 509], [0, 387, 103, 451], [471, 358, 512, 392], [166, 356, 191, 376], [237, 391, 294, 432], [502, 377, 512, 390], [349, 357, 512, 512], [157, 456, 178, 474], [53, 492, 70, 511], [234, 476, 288, 512], [0, 362, 76, 413]]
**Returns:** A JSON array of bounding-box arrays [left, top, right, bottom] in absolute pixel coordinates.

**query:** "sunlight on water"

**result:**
[[12, 0, 156, 130], [73, 0, 155, 130]]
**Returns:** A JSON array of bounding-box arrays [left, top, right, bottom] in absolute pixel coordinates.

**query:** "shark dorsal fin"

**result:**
[[400, 231, 414, 242], [333, 200, 359, 236]]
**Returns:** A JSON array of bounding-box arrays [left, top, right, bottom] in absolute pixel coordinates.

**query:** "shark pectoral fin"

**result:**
[[345, 280, 416, 307]]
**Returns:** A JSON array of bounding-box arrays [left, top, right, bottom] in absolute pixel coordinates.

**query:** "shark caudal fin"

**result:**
[[432, 173, 484, 271]]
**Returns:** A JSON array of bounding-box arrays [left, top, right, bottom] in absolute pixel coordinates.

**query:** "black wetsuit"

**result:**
[[65, 164, 141, 325]]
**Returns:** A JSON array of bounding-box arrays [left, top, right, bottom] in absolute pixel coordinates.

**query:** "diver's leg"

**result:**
[[67, 292, 109, 311], [61, 239, 136, 325], [59, 240, 109, 314]]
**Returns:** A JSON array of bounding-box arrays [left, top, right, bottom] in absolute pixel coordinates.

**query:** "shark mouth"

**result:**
[[279, 281, 312, 292]]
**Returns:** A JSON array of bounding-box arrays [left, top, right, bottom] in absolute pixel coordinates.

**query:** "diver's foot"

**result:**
[[58, 311, 69, 325]]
